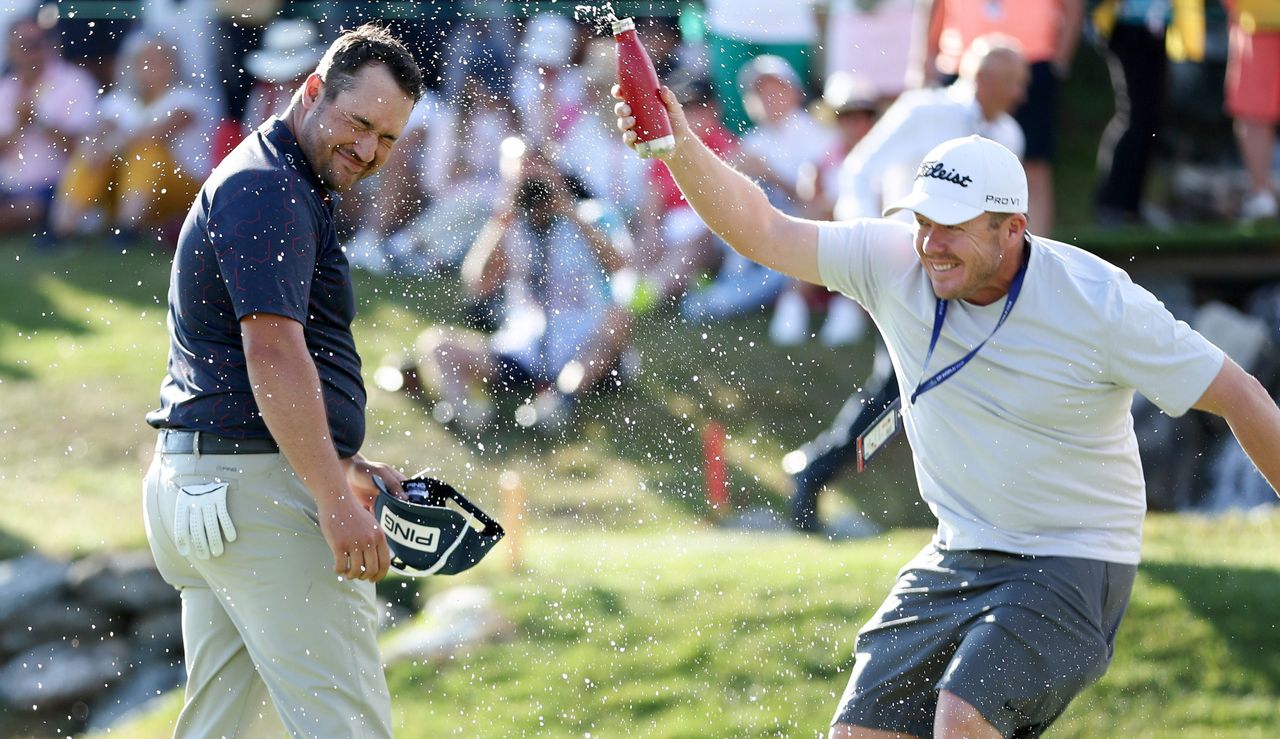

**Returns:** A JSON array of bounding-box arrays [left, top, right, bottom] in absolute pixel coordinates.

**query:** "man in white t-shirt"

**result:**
[[786, 35, 1028, 534], [613, 84, 1280, 737]]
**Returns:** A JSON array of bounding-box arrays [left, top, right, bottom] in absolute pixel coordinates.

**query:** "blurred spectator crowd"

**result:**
[[1, 1, 1278, 507]]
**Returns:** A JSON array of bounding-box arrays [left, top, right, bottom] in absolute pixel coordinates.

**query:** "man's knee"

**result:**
[[934, 690, 1002, 739]]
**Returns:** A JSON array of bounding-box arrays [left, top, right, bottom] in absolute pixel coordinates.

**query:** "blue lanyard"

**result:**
[[909, 243, 1031, 404]]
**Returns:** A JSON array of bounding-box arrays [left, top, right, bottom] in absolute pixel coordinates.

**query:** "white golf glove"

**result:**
[[174, 481, 237, 559]]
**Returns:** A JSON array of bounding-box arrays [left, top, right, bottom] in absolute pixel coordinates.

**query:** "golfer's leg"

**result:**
[[193, 455, 392, 739], [934, 690, 1002, 739], [145, 454, 286, 739], [174, 586, 285, 739], [830, 545, 970, 737]]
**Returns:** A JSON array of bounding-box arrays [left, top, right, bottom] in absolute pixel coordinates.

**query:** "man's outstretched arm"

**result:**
[[1193, 356, 1280, 496], [613, 85, 823, 285]]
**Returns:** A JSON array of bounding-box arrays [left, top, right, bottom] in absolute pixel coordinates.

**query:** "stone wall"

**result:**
[[0, 551, 183, 734]]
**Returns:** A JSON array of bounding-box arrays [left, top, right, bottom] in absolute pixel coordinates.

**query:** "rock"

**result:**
[[722, 506, 789, 533], [66, 551, 176, 614], [0, 554, 70, 625], [129, 608, 184, 660], [0, 598, 120, 657], [84, 659, 184, 732], [381, 586, 510, 667], [824, 511, 883, 541], [0, 640, 131, 711], [377, 600, 415, 634]]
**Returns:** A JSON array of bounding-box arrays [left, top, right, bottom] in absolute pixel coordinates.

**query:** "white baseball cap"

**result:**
[[883, 135, 1027, 225], [246, 20, 324, 84]]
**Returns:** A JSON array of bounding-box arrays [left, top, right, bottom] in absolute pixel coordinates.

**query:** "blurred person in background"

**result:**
[[807, 74, 883, 220], [0, 16, 97, 238], [413, 143, 635, 434], [335, 0, 459, 88], [1225, 0, 1280, 221], [817, 0, 916, 106], [211, 0, 282, 126], [512, 12, 588, 146], [917, 0, 1084, 234], [1091, 0, 1206, 227], [837, 35, 1028, 223], [683, 55, 833, 326], [770, 72, 880, 349], [738, 54, 838, 209], [0, 1, 38, 65], [51, 29, 217, 242], [242, 18, 327, 132], [704, 0, 818, 133], [436, 13, 515, 101]]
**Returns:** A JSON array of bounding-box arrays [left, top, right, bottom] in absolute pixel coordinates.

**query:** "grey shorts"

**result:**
[[832, 543, 1136, 738]]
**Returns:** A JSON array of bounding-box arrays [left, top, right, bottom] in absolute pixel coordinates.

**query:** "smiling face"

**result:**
[[913, 211, 1026, 305], [293, 63, 415, 192]]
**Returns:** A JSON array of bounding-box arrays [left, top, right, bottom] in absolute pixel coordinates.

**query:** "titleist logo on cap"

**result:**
[[916, 160, 973, 187]]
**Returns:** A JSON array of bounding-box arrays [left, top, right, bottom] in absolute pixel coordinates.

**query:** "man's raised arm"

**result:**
[[613, 85, 823, 285]]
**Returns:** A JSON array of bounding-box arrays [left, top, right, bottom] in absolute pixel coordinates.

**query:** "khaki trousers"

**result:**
[[143, 447, 392, 739]]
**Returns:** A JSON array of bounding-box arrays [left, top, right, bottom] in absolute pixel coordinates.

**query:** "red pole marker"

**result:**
[[612, 16, 675, 158], [703, 422, 728, 514]]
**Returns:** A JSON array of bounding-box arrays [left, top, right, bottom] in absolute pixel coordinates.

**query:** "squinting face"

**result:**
[[296, 64, 415, 192], [913, 212, 1013, 305]]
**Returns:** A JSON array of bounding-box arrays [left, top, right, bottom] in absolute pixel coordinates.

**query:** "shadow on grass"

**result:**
[[0, 239, 174, 379], [1141, 559, 1280, 691]]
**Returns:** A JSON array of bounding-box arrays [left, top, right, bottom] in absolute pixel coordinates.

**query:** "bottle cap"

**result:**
[[611, 17, 635, 35], [634, 134, 675, 158]]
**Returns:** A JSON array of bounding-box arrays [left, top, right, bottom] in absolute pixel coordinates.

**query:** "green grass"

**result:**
[[2, 240, 1279, 738]]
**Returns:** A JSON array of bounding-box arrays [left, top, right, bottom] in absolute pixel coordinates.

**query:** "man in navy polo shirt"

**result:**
[[143, 25, 422, 738]]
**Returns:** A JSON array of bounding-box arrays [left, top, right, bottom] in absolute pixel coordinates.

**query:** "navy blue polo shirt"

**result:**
[[146, 118, 366, 457]]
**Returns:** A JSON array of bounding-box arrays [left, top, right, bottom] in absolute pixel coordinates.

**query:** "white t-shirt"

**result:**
[[818, 219, 1224, 564], [835, 82, 1024, 221]]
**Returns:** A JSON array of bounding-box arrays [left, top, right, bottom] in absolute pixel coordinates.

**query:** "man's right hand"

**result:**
[[612, 85, 691, 159], [317, 492, 391, 582]]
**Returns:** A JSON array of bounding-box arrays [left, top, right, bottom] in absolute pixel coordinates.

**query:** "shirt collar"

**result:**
[[263, 116, 334, 201]]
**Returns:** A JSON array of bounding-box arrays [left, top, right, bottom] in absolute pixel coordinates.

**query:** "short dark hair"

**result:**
[[987, 211, 1016, 230], [316, 23, 424, 104]]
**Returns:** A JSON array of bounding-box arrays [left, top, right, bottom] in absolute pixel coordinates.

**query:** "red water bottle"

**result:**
[[612, 17, 675, 158]]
